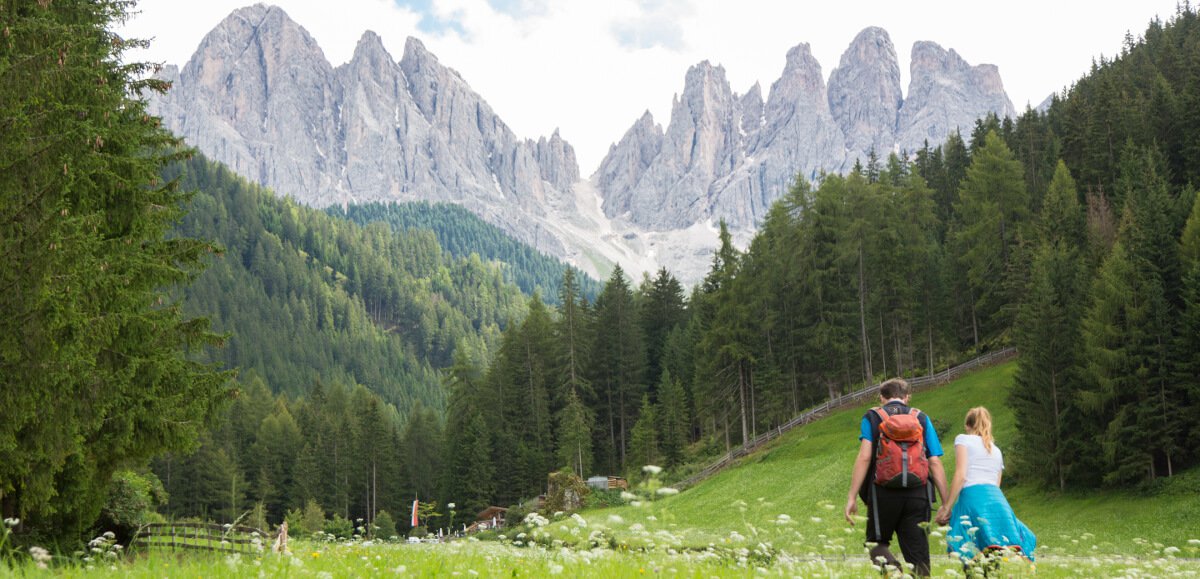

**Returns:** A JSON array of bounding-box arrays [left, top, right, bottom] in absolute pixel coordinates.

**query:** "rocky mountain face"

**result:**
[[895, 41, 1016, 153], [595, 28, 1015, 231], [153, 5, 1015, 283], [151, 4, 576, 256]]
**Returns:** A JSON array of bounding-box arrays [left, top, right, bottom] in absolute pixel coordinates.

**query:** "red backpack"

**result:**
[[872, 407, 929, 489]]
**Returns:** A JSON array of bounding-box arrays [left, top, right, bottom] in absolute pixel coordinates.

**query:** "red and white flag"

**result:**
[[411, 499, 419, 527]]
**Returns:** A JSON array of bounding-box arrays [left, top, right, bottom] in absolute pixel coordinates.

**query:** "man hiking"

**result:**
[[844, 378, 948, 577]]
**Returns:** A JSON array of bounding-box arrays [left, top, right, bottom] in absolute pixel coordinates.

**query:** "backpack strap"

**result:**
[[873, 407, 890, 422]]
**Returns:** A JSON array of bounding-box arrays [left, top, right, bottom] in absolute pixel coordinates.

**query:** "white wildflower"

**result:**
[[549, 564, 564, 575], [29, 546, 51, 569], [656, 487, 680, 496], [620, 492, 638, 501], [3, 518, 19, 528], [607, 515, 624, 525], [642, 465, 663, 475], [447, 503, 456, 509], [571, 513, 587, 527]]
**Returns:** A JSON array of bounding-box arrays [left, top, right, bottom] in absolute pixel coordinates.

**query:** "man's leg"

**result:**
[[894, 497, 932, 577], [865, 491, 903, 572]]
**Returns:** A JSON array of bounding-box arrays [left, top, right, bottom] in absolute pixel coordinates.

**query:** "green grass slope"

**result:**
[[574, 361, 1200, 561]]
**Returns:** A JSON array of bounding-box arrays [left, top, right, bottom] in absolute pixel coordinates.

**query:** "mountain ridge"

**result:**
[[151, 4, 1016, 283]]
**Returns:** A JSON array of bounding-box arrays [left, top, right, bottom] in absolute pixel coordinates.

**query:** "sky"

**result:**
[[118, 0, 1182, 174]]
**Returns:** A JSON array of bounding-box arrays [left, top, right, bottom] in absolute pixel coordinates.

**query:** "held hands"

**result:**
[[934, 505, 950, 526]]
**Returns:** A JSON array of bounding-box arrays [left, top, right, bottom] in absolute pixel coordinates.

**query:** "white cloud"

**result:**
[[120, 0, 1182, 174]]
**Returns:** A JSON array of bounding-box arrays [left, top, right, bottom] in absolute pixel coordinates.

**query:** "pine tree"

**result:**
[[589, 266, 646, 472], [1174, 191, 1200, 461], [627, 395, 659, 471], [0, 0, 230, 535], [952, 130, 1030, 342], [445, 412, 495, 517], [1080, 238, 1172, 485], [640, 269, 687, 391], [555, 389, 594, 478], [656, 370, 690, 468], [1010, 161, 1089, 490]]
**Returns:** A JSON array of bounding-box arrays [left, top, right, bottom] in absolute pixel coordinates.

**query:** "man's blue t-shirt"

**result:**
[[859, 403, 944, 458]]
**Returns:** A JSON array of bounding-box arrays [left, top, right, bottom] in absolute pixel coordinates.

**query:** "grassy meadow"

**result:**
[[4, 360, 1200, 577]]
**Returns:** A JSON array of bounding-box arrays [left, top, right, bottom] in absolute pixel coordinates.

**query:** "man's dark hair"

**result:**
[[879, 378, 910, 400]]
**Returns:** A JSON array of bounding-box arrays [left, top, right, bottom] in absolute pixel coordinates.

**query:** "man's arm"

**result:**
[[844, 438, 873, 524], [928, 455, 948, 506]]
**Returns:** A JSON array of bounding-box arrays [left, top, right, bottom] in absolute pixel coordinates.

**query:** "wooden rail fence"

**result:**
[[672, 348, 1018, 490], [132, 522, 268, 555]]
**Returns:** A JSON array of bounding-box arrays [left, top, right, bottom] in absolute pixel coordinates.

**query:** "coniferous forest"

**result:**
[[329, 202, 603, 305], [3, 0, 1200, 551]]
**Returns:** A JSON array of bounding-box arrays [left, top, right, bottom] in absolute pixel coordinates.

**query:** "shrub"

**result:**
[[98, 470, 167, 545], [372, 510, 396, 539], [300, 499, 326, 536], [323, 514, 352, 539]]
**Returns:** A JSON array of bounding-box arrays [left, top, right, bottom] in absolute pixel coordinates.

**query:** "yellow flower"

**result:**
[[311, 552, 320, 558]]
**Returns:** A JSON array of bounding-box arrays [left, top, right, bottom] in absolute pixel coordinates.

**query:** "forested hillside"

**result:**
[[330, 202, 603, 304], [146, 156, 539, 529], [168, 157, 529, 410]]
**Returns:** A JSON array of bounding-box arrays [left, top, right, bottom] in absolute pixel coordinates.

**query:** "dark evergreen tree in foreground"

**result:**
[[0, 0, 230, 539]]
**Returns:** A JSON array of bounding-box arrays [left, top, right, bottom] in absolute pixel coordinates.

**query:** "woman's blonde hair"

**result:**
[[964, 407, 994, 453]]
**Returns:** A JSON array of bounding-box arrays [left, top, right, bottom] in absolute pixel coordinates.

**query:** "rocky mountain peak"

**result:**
[[827, 26, 902, 161], [777, 43, 825, 95], [739, 82, 764, 135], [351, 31, 391, 65], [897, 41, 1016, 152]]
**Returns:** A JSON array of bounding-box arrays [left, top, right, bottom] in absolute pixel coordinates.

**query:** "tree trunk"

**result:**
[[739, 364, 750, 447], [879, 312, 887, 377], [858, 247, 873, 382]]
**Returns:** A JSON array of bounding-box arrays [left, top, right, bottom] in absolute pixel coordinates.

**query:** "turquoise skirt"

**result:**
[[945, 484, 1037, 561]]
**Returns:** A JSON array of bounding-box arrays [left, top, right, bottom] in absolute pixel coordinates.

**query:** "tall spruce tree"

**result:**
[[627, 395, 659, 471], [0, 0, 230, 535], [952, 130, 1030, 343], [656, 370, 690, 468], [1010, 162, 1089, 489], [589, 266, 646, 472]]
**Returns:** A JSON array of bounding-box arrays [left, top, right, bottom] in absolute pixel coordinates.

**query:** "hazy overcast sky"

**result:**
[[119, 0, 1181, 173]]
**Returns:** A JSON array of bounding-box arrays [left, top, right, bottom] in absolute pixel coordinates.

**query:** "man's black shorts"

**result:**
[[865, 493, 931, 568]]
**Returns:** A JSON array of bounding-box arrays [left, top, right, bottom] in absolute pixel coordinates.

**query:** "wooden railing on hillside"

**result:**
[[132, 522, 268, 555], [672, 347, 1018, 490]]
